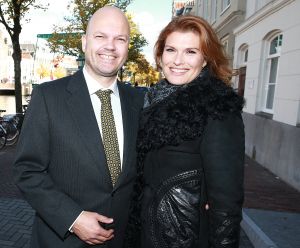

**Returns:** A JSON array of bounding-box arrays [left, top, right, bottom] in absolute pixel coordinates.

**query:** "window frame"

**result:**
[[262, 33, 283, 113], [211, 0, 217, 23], [221, 0, 231, 13], [202, 0, 208, 20], [221, 35, 229, 55]]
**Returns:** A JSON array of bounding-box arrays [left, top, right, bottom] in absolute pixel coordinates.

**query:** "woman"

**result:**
[[125, 15, 245, 248]]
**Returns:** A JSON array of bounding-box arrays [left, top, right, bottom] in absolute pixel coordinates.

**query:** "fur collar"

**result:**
[[137, 69, 244, 155]]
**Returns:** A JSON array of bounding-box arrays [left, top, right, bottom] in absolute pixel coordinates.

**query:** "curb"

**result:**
[[241, 210, 278, 248]]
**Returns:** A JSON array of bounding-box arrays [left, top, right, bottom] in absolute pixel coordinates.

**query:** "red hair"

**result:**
[[154, 15, 232, 84]]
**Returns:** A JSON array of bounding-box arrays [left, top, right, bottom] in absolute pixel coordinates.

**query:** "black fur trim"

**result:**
[[137, 69, 244, 154]]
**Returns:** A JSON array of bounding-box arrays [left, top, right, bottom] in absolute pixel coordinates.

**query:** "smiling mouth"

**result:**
[[170, 68, 188, 73], [99, 54, 116, 60]]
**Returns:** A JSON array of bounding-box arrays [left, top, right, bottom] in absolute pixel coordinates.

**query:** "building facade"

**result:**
[[233, 0, 300, 190], [170, 0, 300, 191], [193, 0, 247, 67], [172, 0, 196, 17], [0, 26, 11, 83]]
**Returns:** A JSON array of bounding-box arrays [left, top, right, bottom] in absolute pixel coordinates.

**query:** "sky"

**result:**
[[20, 0, 173, 63]]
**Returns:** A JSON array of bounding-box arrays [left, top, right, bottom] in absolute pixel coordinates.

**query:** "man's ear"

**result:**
[[81, 35, 87, 52]]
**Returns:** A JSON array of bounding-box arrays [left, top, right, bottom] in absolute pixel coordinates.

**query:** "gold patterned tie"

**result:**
[[96, 89, 121, 186]]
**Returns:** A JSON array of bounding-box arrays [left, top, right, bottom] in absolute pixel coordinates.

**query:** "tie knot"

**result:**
[[96, 89, 112, 102]]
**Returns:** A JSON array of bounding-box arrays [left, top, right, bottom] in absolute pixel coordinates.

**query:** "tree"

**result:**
[[124, 54, 160, 86], [36, 64, 51, 79], [0, 0, 48, 113], [53, 67, 67, 79], [47, 0, 147, 64]]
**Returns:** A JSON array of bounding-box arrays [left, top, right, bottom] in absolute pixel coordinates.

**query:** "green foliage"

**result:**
[[124, 54, 160, 86], [47, 0, 145, 60], [0, 0, 48, 31], [46, 0, 154, 84]]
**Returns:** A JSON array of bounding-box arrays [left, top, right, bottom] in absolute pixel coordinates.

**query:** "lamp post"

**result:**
[[76, 54, 85, 70]]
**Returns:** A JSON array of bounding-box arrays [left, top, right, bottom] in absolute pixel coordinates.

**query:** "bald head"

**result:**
[[86, 6, 130, 36], [81, 5, 130, 86]]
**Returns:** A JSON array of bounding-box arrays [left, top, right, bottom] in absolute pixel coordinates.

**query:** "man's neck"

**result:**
[[84, 67, 117, 88]]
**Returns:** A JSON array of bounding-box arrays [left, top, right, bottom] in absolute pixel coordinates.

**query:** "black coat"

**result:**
[[125, 68, 245, 248], [13, 70, 144, 248]]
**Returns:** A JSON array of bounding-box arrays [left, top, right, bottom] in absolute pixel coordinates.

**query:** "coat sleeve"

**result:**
[[13, 86, 82, 239], [200, 113, 245, 248]]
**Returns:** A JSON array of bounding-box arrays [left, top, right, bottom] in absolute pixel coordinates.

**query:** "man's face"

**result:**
[[82, 8, 129, 82]]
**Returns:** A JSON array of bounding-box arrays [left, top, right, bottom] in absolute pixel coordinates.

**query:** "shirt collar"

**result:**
[[83, 67, 119, 96]]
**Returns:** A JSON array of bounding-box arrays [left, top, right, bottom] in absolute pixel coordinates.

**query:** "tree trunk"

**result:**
[[12, 38, 22, 113], [119, 67, 123, 83]]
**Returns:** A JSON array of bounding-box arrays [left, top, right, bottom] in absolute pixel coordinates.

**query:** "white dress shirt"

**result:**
[[83, 67, 124, 168]]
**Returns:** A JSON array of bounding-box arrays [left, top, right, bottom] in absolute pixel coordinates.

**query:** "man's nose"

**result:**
[[104, 38, 116, 50]]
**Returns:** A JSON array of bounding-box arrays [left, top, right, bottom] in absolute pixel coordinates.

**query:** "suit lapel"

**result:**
[[65, 70, 112, 187], [114, 82, 140, 189]]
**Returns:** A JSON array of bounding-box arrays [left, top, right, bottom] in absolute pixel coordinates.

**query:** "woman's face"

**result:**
[[161, 31, 207, 85]]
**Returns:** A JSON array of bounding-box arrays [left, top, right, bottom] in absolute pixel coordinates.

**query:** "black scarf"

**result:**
[[144, 66, 209, 108]]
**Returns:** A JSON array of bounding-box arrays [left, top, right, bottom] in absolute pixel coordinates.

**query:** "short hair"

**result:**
[[154, 15, 232, 84]]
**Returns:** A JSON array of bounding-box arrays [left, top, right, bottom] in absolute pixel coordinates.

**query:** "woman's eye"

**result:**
[[165, 48, 174, 52], [187, 50, 196, 54]]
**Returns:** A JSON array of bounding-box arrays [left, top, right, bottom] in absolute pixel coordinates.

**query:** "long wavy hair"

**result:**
[[154, 15, 233, 84]]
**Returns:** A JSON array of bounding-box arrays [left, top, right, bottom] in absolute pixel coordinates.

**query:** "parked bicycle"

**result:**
[[0, 110, 7, 150], [0, 110, 24, 150], [0, 126, 6, 150]]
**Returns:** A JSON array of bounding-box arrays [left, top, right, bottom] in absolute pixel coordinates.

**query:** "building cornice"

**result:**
[[234, 0, 295, 35], [214, 10, 245, 33]]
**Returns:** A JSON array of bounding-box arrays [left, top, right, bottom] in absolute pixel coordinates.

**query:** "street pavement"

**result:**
[[242, 156, 300, 248], [1, 145, 299, 247]]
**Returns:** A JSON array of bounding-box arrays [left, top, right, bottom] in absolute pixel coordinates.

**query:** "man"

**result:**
[[13, 6, 144, 247]]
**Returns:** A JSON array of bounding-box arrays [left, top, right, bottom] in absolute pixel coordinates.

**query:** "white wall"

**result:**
[[21, 57, 34, 84], [0, 27, 10, 82], [246, 0, 274, 18], [234, 0, 300, 126]]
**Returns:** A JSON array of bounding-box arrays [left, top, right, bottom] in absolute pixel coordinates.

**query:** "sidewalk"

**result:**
[[242, 156, 300, 248], [0, 146, 34, 248], [1, 146, 299, 247]]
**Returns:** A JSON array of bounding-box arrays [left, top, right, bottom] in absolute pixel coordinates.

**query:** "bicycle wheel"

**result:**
[[1, 121, 19, 146], [0, 127, 6, 150], [6, 129, 19, 146]]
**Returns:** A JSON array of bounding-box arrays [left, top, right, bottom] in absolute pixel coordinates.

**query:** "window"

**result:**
[[236, 44, 249, 97], [184, 7, 192, 15], [221, 35, 229, 55], [238, 44, 249, 67], [223, 40, 228, 53], [211, 0, 217, 22], [263, 34, 283, 112], [244, 49, 248, 63], [222, 0, 231, 11], [202, 0, 208, 20]]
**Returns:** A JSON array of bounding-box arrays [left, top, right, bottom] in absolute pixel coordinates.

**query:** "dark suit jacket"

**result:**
[[13, 70, 144, 248]]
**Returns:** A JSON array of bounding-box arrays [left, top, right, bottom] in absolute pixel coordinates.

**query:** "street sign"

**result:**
[[37, 33, 83, 39], [37, 34, 53, 39]]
